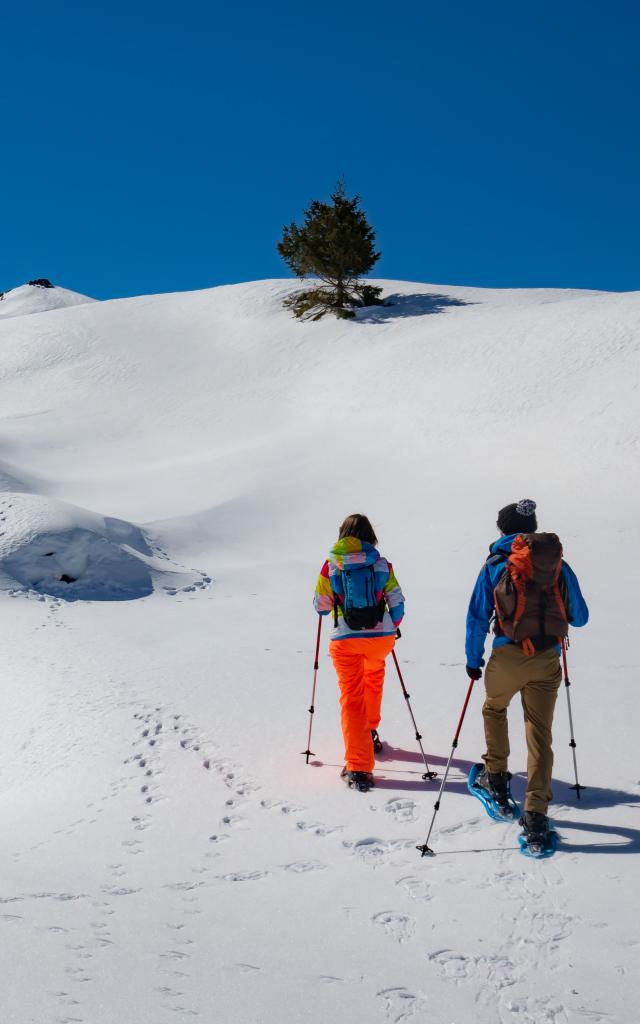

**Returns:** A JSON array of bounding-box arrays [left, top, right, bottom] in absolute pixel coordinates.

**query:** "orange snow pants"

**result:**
[[329, 635, 396, 773]]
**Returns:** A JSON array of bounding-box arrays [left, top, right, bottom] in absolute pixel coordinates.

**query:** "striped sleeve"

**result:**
[[313, 560, 335, 615], [383, 562, 404, 626]]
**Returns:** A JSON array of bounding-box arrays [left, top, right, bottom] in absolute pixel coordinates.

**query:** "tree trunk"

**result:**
[[335, 273, 346, 310]]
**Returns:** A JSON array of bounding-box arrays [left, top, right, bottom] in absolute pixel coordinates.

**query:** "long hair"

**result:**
[[337, 513, 378, 546]]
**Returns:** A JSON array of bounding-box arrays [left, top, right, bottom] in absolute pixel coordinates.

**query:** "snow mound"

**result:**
[[0, 281, 95, 320], [0, 492, 209, 601]]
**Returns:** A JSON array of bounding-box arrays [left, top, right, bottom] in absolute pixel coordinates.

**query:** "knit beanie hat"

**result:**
[[496, 498, 538, 535]]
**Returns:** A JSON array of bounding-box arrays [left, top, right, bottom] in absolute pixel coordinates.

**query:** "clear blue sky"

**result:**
[[2, 1, 638, 298]]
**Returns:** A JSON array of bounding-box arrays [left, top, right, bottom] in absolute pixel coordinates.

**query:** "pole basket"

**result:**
[[416, 843, 435, 857], [422, 770, 438, 781]]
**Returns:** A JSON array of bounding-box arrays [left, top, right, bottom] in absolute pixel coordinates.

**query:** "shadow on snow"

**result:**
[[356, 292, 475, 323], [310, 745, 640, 854]]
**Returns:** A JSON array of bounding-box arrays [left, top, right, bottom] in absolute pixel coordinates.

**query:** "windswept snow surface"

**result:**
[[0, 281, 95, 320], [0, 278, 638, 1023]]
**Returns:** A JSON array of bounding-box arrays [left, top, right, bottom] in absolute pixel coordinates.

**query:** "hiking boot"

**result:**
[[519, 810, 550, 841], [341, 767, 374, 792], [371, 729, 383, 754], [474, 765, 512, 810]]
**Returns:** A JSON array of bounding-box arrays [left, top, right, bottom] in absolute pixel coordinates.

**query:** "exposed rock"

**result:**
[[28, 278, 55, 288]]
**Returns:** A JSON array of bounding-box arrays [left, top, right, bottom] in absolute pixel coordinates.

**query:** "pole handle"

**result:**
[[453, 679, 475, 746]]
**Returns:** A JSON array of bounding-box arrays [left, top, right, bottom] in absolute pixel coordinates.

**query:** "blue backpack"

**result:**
[[333, 564, 386, 630]]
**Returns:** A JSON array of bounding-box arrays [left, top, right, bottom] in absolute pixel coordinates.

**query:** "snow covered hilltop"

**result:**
[[0, 278, 94, 320], [1, 278, 638, 1023]]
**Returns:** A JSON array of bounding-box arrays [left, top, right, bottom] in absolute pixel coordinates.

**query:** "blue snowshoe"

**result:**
[[518, 812, 559, 859], [468, 763, 520, 822]]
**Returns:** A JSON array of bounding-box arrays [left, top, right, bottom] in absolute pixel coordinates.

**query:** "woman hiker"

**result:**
[[313, 514, 405, 793]]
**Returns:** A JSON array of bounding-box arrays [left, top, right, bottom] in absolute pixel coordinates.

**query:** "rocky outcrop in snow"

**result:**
[[0, 492, 209, 601], [0, 280, 95, 320]]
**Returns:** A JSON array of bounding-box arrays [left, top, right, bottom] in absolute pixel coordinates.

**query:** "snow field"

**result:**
[[0, 278, 638, 1023]]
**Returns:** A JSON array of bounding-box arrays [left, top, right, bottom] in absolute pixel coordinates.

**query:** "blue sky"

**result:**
[[2, 1, 638, 298]]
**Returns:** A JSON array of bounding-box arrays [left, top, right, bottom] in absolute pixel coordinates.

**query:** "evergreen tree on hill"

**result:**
[[277, 183, 384, 320]]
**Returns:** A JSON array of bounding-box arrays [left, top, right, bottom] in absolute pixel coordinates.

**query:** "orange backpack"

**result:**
[[493, 533, 568, 655]]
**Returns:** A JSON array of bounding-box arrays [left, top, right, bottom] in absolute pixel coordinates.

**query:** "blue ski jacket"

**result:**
[[465, 534, 589, 669]]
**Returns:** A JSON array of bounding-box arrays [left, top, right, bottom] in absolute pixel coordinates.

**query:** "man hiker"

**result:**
[[465, 499, 589, 845]]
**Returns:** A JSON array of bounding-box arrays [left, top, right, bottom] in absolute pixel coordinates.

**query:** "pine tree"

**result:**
[[277, 183, 384, 320]]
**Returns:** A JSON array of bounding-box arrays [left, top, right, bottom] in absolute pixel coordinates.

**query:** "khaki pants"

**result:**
[[482, 645, 562, 814]]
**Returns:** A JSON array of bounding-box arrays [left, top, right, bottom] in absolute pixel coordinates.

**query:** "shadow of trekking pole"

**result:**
[[391, 644, 437, 781]]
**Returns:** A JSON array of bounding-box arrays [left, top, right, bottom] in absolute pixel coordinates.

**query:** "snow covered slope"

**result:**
[[0, 279, 638, 1024], [0, 280, 94, 320]]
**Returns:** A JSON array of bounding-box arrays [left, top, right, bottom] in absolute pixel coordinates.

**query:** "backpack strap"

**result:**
[[486, 550, 507, 630], [332, 569, 344, 628]]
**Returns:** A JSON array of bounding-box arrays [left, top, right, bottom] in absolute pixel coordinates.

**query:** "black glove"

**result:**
[[466, 665, 482, 680]]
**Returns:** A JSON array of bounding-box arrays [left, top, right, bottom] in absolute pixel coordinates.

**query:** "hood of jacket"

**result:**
[[489, 534, 519, 558], [329, 537, 380, 570]]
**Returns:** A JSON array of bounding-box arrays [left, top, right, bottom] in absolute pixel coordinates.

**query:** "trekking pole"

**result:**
[[391, 649, 437, 781], [416, 677, 476, 857], [561, 637, 586, 799], [301, 615, 323, 764]]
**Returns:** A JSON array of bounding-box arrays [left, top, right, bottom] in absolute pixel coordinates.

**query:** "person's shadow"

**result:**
[[370, 744, 474, 793], [367, 746, 640, 853]]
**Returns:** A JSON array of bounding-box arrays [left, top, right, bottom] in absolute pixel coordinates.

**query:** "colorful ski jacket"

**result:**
[[314, 537, 405, 640], [466, 534, 589, 669]]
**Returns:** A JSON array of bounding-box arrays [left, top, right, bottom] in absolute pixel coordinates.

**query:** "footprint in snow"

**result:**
[[377, 986, 429, 1022], [384, 797, 418, 823], [283, 860, 327, 874], [295, 820, 343, 837], [220, 814, 247, 828], [395, 875, 433, 902], [426, 948, 473, 982], [426, 948, 518, 990], [220, 870, 270, 882], [372, 911, 416, 943], [261, 798, 304, 815], [503, 995, 569, 1023], [159, 949, 190, 961], [351, 836, 414, 867], [164, 881, 207, 893], [438, 816, 483, 835]]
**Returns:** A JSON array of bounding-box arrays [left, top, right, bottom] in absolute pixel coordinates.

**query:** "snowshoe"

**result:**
[[468, 763, 520, 821], [371, 729, 384, 755], [518, 812, 559, 859], [341, 767, 374, 792]]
